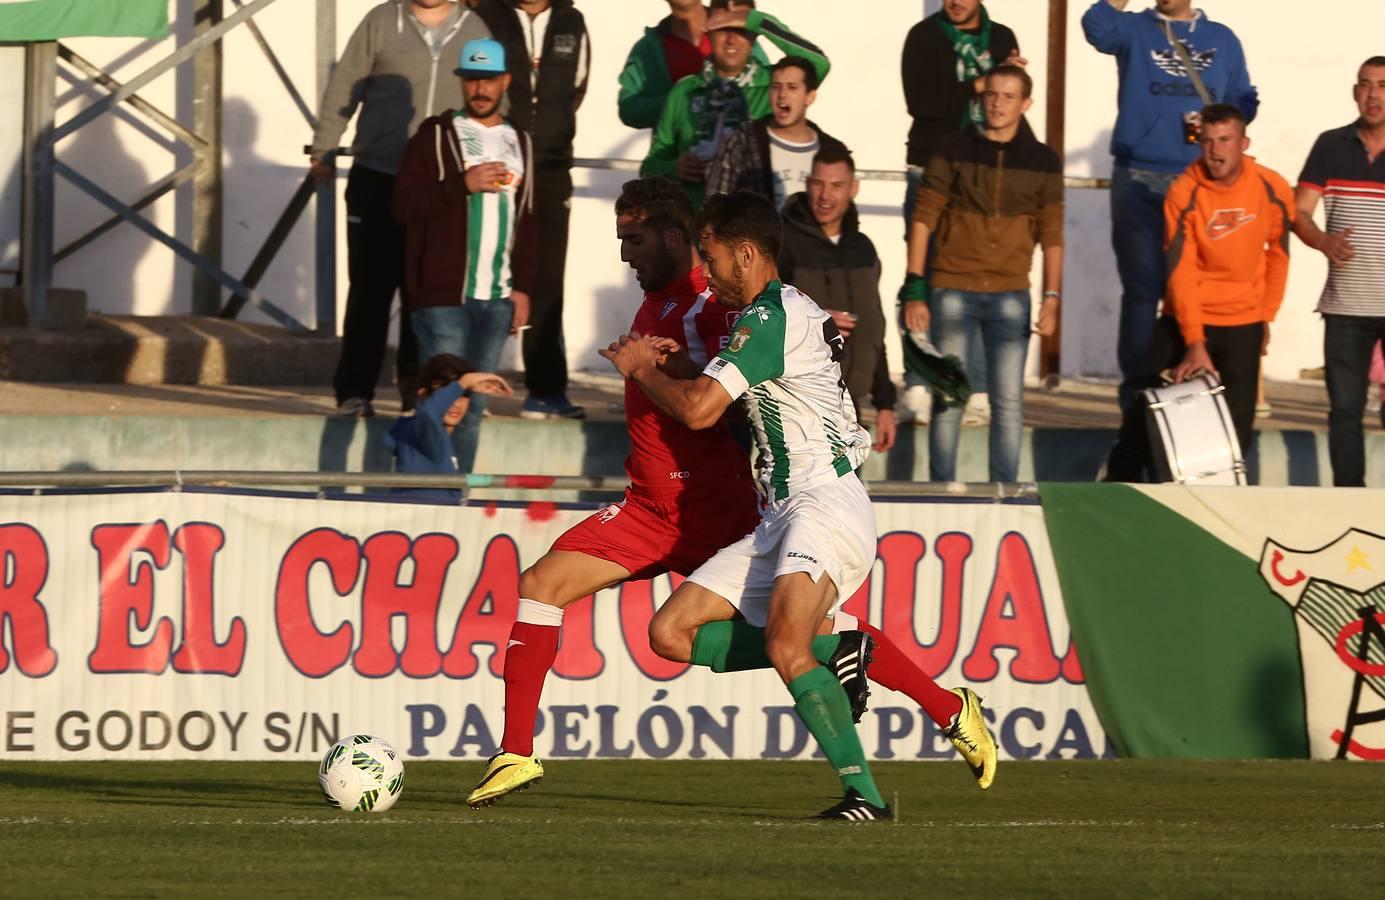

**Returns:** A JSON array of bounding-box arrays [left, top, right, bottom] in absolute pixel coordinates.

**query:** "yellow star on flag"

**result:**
[[1346, 546, 1372, 574]]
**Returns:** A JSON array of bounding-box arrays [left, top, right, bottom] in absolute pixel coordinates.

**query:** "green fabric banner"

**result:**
[[0, 0, 168, 41], [1039, 483, 1309, 759]]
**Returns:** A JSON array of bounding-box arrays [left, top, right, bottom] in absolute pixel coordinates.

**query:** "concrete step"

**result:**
[[0, 316, 392, 386]]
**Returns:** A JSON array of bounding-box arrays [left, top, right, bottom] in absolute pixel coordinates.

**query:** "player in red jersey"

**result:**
[[466, 176, 777, 807]]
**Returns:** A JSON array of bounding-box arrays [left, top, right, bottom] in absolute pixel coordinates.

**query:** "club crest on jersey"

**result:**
[[658, 300, 678, 320], [729, 326, 752, 352]]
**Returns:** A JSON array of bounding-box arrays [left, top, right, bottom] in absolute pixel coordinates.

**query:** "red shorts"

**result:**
[[551, 486, 762, 580]]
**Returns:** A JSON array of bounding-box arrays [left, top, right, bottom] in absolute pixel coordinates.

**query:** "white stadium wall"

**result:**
[[47, 0, 1385, 381]]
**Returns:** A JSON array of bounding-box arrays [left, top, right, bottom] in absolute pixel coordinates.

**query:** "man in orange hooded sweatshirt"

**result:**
[[1106, 102, 1294, 481]]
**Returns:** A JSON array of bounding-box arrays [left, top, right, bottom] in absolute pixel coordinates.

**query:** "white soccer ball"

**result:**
[[318, 734, 405, 813]]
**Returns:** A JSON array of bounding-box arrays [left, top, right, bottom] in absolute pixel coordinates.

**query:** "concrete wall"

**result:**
[[46, 1, 1385, 381]]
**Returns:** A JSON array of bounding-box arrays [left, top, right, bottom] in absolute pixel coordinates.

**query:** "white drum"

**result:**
[[1142, 374, 1246, 485]]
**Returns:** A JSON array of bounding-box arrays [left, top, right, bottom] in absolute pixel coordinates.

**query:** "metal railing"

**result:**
[[571, 157, 1112, 190], [22, 0, 335, 333], [0, 470, 1040, 501]]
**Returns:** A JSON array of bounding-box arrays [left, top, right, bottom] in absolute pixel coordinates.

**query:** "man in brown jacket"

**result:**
[[899, 65, 1063, 482]]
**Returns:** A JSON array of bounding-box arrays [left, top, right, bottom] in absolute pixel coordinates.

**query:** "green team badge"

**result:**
[[729, 326, 752, 353]]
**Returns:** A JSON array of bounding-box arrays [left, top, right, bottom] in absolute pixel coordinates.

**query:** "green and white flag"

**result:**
[[1041, 482, 1385, 761], [0, 0, 168, 41]]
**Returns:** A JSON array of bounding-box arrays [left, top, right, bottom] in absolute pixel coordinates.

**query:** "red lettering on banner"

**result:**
[[1060, 639, 1085, 684], [618, 580, 689, 681], [442, 535, 520, 678], [170, 523, 245, 676], [89, 522, 175, 674], [963, 532, 1061, 683], [553, 595, 605, 679], [873, 531, 971, 678], [0, 524, 57, 677], [354, 532, 457, 678], [274, 528, 361, 677]]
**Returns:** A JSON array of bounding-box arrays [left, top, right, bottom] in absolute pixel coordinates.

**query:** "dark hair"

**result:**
[[811, 140, 855, 175], [419, 353, 476, 394], [771, 55, 819, 92], [1361, 56, 1385, 75], [986, 64, 1033, 99], [1200, 102, 1246, 130], [615, 175, 696, 242], [709, 0, 755, 9], [696, 191, 782, 260]]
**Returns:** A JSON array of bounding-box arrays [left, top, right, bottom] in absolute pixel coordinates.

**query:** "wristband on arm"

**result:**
[[898, 273, 929, 303]]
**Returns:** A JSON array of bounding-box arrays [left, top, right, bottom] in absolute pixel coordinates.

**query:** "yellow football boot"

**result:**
[[466, 751, 544, 808], [945, 687, 998, 790]]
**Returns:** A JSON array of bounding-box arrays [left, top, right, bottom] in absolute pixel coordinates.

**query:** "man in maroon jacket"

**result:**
[[393, 37, 539, 474]]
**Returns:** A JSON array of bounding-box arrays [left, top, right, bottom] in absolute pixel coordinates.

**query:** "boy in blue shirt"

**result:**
[[1082, 0, 1258, 412], [385, 353, 514, 503]]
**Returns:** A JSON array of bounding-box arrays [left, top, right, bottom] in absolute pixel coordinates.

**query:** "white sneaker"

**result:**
[[336, 397, 374, 418], [962, 392, 990, 426], [898, 384, 931, 425]]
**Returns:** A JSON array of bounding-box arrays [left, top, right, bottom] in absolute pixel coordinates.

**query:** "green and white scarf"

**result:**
[[939, 7, 995, 127]]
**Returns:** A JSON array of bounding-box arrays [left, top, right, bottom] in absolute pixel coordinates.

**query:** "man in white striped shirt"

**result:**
[[1295, 57, 1385, 486]]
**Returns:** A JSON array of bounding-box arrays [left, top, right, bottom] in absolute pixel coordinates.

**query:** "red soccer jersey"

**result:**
[[624, 268, 750, 498]]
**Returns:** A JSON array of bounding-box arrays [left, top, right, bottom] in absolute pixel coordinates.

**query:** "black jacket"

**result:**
[[779, 194, 895, 414], [902, 12, 1018, 167], [475, 0, 589, 172]]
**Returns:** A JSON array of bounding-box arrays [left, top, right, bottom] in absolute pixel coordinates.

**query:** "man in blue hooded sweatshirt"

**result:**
[[1083, 0, 1258, 413]]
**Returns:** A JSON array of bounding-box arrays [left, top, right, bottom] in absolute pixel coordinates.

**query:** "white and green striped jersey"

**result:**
[[452, 113, 526, 301], [702, 280, 869, 501]]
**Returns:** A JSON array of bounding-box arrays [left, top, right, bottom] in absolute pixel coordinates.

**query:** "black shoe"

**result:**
[[815, 788, 893, 822], [827, 630, 874, 724]]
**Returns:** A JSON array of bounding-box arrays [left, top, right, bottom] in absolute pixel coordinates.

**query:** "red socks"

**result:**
[[852, 618, 963, 728], [499, 598, 564, 757]]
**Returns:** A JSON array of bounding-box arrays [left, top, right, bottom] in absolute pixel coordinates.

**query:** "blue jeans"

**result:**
[[1111, 165, 1179, 414], [411, 298, 514, 473], [928, 289, 1030, 483], [1324, 314, 1385, 487], [902, 167, 987, 394]]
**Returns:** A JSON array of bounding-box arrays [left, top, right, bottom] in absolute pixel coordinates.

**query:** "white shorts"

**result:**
[[687, 473, 876, 627]]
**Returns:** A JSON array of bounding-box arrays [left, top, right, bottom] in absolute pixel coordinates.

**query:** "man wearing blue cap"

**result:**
[[392, 37, 539, 475]]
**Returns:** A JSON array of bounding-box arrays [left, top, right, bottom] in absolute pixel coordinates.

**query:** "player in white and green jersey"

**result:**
[[453, 100, 525, 301], [601, 191, 890, 821], [705, 279, 870, 501]]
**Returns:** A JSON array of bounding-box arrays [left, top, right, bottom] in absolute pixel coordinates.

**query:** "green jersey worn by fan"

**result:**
[[602, 191, 998, 820]]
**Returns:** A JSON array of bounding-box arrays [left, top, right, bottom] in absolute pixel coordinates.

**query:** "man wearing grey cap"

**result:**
[[309, 0, 491, 418], [392, 37, 539, 474]]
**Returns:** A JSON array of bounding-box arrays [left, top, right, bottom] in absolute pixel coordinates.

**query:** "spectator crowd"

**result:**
[[310, 0, 1385, 489]]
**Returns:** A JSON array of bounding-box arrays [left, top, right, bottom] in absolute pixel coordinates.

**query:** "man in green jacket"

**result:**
[[639, 3, 829, 209], [618, 1, 769, 130]]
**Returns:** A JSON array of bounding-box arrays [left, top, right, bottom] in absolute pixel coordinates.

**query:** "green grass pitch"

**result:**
[[1, 760, 1381, 898]]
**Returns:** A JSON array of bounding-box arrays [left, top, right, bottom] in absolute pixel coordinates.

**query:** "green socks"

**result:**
[[690, 620, 840, 673], [789, 666, 883, 807]]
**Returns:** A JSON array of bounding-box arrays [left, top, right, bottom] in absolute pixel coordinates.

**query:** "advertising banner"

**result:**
[[1042, 483, 1385, 761], [0, 488, 1104, 762], [0, 1, 168, 41]]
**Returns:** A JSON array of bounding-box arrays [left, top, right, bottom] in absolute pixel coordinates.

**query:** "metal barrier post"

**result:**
[[313, 0, 337, 337], [192, 0, 225, 316], [20, 41, 56, 327]]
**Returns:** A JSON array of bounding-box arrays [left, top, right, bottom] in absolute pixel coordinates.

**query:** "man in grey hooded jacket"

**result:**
[[308, 0, 490, 417]]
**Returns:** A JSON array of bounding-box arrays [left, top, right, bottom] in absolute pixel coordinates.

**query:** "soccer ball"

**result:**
[[318, 734, 405, 813]]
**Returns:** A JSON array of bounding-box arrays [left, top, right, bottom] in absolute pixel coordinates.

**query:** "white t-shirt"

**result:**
[[453, 114, 526, 301], [767, 129, 820, 211]]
